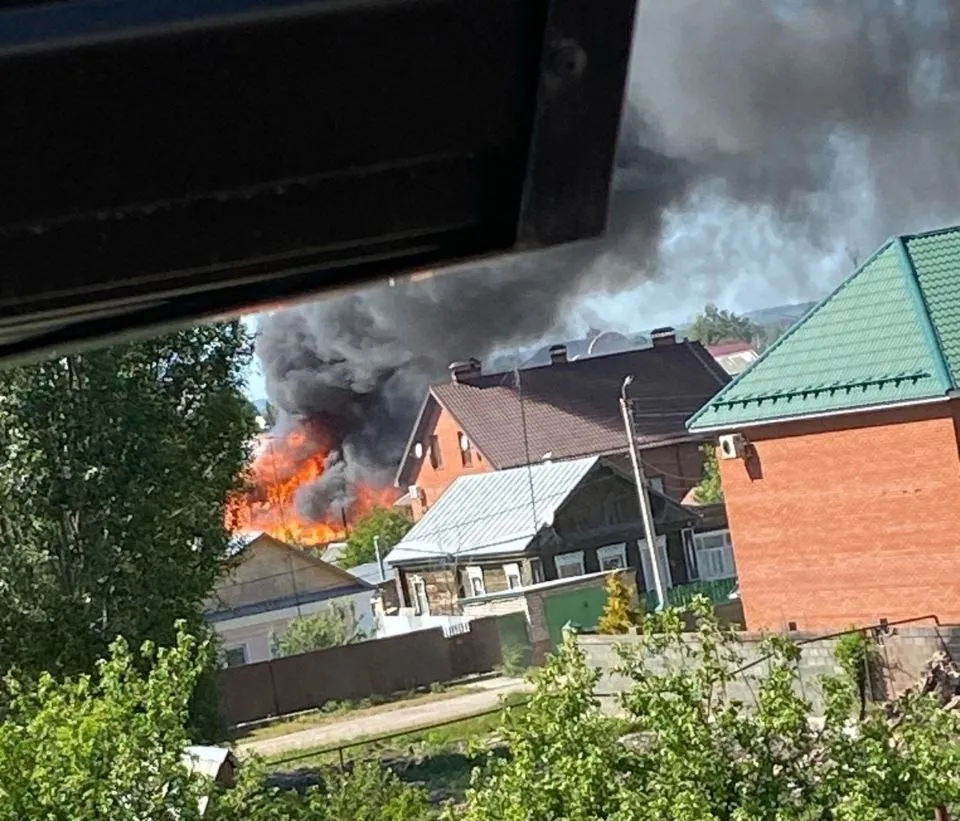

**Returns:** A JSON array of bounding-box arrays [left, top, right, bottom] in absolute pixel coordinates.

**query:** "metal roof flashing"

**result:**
[[685, 231, 960, 433], [894, 236, 954, 393], [686, 239, 897, 433]]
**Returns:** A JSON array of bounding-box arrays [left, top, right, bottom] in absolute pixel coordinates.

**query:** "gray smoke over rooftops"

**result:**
[[256, 0, 960, 520]]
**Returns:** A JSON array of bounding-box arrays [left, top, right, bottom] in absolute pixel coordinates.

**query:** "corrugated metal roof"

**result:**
[[348, 560, 396, 585], [688, 225, 960, 431], [385, 456, 600, 564]]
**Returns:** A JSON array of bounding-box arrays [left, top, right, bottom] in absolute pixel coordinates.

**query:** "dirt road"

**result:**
[[236, 676, 533, 759]]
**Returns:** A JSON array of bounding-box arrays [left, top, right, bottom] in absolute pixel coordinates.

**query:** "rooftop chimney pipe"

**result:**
[[449, 357, 482, 382], [549, 344, 567, 364], [650, 327, 676, 347]]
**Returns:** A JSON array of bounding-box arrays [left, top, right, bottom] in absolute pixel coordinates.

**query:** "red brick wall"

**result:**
[[719, 402, 960, 630], [409, 406, 492, 521]]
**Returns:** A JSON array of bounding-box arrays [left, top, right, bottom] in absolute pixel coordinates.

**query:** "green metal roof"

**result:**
[[687, 225, 960, 431]]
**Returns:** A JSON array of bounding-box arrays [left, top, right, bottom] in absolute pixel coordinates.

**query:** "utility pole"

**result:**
[[373, 535, 385, 582], [620, 375, 667, 611]]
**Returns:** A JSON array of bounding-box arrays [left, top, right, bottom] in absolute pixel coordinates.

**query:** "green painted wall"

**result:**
[[495, 611, 533, 669], [542, 586, 608, 651]]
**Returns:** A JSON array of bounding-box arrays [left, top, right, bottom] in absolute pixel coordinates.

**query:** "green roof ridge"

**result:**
[[893, 236, 954, 392], [686, 238, 897, 429]]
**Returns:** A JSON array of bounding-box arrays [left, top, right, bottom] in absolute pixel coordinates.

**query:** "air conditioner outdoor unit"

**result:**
[[718, 433, 747, 460]]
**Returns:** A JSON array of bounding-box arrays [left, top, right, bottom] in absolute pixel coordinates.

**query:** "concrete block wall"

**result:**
[[578, 625, 959, 717]]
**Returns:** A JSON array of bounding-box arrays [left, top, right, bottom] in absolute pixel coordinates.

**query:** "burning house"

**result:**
[[226, 419, 398, 546], [235, 3, 960, 548]]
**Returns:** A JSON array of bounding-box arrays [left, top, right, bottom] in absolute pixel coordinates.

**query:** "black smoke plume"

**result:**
[[257, 0, 960, 519]]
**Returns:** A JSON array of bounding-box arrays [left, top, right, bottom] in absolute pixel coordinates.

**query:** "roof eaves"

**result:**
[[683, 339, 729, 387], [394, 391, 438, 488], [686, 237, 898, 431], [895, 235, 954, 392], [686, 393, 953, 434], [596, 457, 694, 525]]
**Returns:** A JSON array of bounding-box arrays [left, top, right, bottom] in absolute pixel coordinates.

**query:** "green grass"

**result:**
[[263, 691, 530, 811], [229, 683, 480, 744], [265, 690, 530, 769]]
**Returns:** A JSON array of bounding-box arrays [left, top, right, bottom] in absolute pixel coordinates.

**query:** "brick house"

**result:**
[[385, 455, 699, 616], [706, 340, 759, 376], [394, 330, 730, 518], [687, 224, 960, 631]]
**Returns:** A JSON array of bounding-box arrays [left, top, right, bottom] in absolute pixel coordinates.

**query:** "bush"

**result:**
[[270, 602, 368, 658], [0, 622, 210, 821], [457, 596, 960, 819], [596, 570, 640, 634], [0, 622, 431, 821], [212, 761, 431, 821]]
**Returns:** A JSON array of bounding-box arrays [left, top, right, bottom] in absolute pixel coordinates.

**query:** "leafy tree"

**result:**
[[0, 623, 430, 820], [693, 442, 724, 504], [271, 602, 368, 658], [458, 598, 960, 819], [0, 322, 257, 683], [597, 571, 640, 634], [339, 507, 413, 569], [0, 622, 211, 820], [689, 302, 760, 346]]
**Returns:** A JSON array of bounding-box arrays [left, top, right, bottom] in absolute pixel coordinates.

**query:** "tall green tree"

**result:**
[[689, 303, 760, 346], [0, 322, 257, 679], [339, 507, 413, 569], [693, 442, 724, 504]]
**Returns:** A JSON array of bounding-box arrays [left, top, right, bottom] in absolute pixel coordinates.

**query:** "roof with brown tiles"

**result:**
[[396, 339, 729, 486]]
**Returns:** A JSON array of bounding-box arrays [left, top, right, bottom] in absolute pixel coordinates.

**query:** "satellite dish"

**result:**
[[414, 443, 424, 458]]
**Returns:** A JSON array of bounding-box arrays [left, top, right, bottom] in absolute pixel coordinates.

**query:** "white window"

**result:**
[[224, 645, 247, 668], [503, 563, 522, 590], [649, 476, 665, 494], [638, 536, 673, 594], [597, 543, 627, 572], [411, 575, 430, 615], [693, 530, 737, 581], [466, 566, 486, 597], [530, 558, 545, 584], [682, 528, 698, 580], [554, 551, 585, 579]]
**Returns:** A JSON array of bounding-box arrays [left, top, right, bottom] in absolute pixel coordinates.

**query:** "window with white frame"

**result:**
[[224, 645, 247, 668], [597, 543, 627, 572], [693, 530, 737, 580], [466, 565, 486, 597], [530, 558, 545, 584], [682, 528, 698, 580], [503, 562, 522, 590], [554, 551, 585, 579], [411, 575, 430, 615]]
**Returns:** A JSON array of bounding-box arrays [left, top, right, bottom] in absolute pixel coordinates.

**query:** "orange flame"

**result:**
[[226, 420, 399, 546]]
